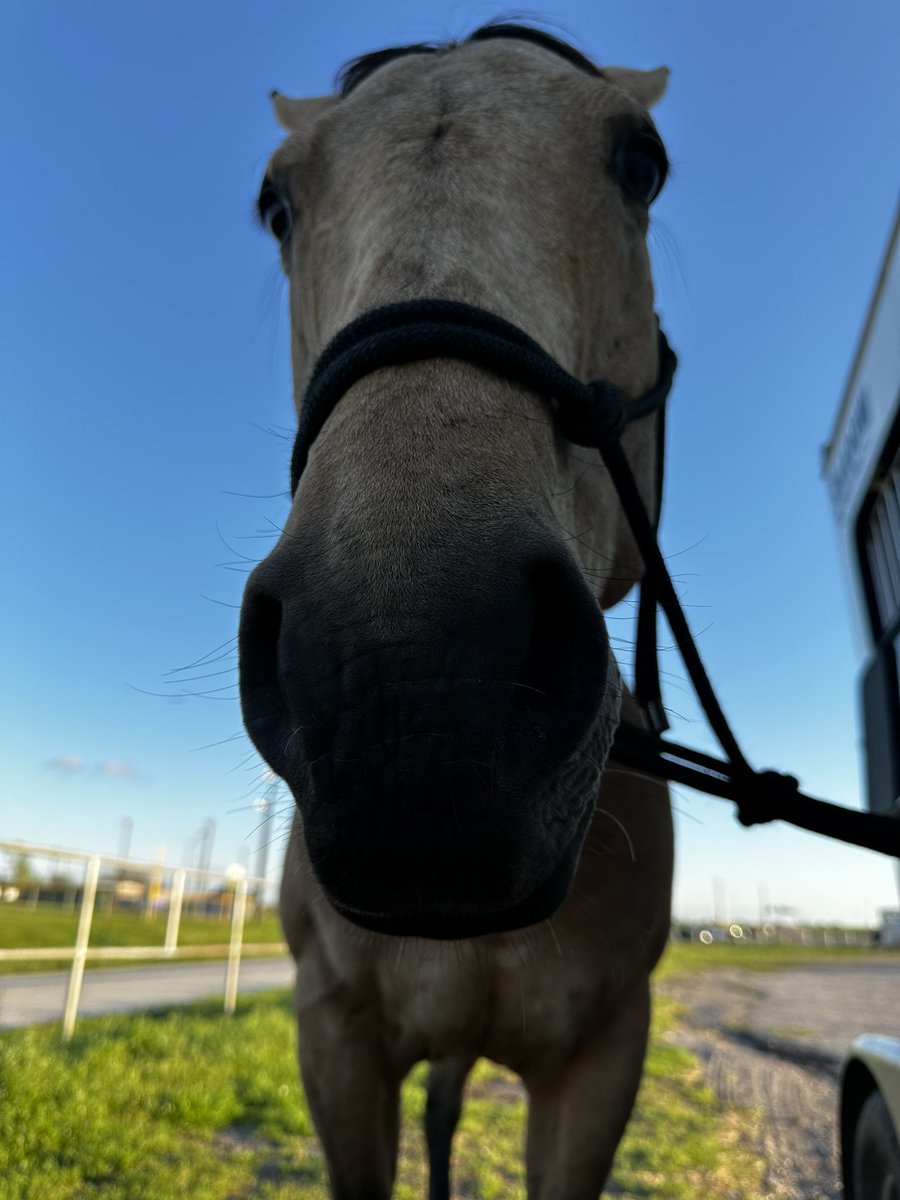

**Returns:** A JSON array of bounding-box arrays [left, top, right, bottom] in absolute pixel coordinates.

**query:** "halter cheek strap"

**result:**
[[288, 298, 900, 860]]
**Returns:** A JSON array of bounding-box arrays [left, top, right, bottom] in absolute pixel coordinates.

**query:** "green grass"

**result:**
[[611, 997, 767, 1199], [0, 987, 766, 1200], [0, 904, 285, 948], [0, 904, 285, 974], [654, 939, 898, 981]]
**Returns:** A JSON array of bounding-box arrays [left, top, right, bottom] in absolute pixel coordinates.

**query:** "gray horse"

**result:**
[[239, 24, 674, 1200]]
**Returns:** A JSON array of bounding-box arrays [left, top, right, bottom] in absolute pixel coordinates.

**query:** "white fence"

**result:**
[[0, 838, 287, 1038]]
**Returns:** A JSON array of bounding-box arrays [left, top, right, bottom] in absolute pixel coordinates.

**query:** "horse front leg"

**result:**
[[523, 978, 651, 1200], [295, 983, 401, 1200], [425, 1055, 476, 1200]]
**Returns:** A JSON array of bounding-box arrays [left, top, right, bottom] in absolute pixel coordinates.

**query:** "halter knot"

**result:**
[[735, 769, 801, 828], [557, 380, 627, 447]]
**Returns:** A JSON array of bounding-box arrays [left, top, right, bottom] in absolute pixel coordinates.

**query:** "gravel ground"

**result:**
[[659, 961, 900, 1200]]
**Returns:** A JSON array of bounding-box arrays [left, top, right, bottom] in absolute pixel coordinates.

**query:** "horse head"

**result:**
[[239, 27, 670, 938]]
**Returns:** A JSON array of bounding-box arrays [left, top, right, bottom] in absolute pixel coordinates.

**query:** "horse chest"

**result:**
[[375, 942, 601, 1071]]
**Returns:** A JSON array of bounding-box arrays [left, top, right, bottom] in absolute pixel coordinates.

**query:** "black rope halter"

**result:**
[[288, 299, 900, 860]]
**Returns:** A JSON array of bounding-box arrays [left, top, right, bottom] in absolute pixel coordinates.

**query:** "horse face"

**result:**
[[239, 34, 669, 937]]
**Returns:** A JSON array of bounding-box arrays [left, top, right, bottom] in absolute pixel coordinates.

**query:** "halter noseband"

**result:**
[[289, 299, 675, 493], [288, 299, 900, 860]]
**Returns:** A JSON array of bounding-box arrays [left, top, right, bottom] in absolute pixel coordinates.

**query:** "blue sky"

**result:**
[[2, 0, 898, 923]]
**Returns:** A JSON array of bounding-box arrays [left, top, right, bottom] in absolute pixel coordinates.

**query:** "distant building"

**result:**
[[880, 910, 900, 947]]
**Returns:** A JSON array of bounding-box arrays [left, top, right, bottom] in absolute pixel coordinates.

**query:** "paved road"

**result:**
[[662, 960, 900, 1200], [0, 957, 295, 1030]]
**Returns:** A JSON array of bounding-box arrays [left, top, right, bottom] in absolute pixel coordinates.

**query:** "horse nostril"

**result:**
[[502, 558, 609, 786], [238, 584, 292, 775], [515, 564, 577, 702]]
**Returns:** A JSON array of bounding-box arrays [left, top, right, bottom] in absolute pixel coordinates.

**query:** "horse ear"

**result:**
[[271, 91, 337, 132], [601, 66, 669, 109]]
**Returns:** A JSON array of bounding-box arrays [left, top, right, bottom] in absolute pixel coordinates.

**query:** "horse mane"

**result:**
[[337, 22, 601, 97]]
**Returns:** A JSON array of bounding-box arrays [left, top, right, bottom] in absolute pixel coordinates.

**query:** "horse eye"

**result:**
[[618, 134, 667, 205], [258, 184, 293, 244]]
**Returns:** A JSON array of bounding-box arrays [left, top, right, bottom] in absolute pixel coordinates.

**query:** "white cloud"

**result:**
[[97, 761, 141, 780], [46, 755, 144, 781], [46, 754, 85, 774]]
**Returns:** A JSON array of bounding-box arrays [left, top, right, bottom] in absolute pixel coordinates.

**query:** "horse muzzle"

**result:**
[[239, 523, 612, 938]]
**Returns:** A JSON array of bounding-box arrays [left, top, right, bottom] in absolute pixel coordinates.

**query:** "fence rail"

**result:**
[[0, 943, 283, 961], [0, 838, 288, 1037]]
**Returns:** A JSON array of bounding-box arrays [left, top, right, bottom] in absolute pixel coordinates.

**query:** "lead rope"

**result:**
[[601, 435, 900, 855], [632, 398, 668, 737], [289, 300, 900, 859]]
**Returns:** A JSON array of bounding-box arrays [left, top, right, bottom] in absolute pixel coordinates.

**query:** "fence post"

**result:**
[[164, 868, 186, 955], [62, 855, 101, 1040], [223, 873, 248, 1015]]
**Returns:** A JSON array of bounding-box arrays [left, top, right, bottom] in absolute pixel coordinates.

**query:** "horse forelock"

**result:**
[[336, 21, 601, 97]]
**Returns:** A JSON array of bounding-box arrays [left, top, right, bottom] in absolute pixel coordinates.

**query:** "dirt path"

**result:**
[[658, 961, 900, 1200]]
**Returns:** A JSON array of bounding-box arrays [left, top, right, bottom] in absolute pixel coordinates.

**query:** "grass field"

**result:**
[[4, 938, 896, 1197], [656, 939, 896, 980], [0, 904, 285, 974], [0, 986, 764, 1200]]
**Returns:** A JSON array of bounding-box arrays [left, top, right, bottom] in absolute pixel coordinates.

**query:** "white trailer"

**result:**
[[822, 205, 900, 827], [830, 205, 900, 1200]]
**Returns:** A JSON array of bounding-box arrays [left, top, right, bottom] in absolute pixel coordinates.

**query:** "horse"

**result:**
[[238, 24, 674, 1200]]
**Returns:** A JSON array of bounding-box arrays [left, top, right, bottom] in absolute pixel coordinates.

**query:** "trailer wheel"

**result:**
[[853, 1090, 900, 1200]]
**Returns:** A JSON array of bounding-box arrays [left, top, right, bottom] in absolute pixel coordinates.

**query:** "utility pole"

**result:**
[[712, 876, 727, 926], [188, 820, 215, 910], [197, 819, 216, 879], [254, 797, 275, 911], [117, 817, 133, 863], [758, 881, 770, 929]]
